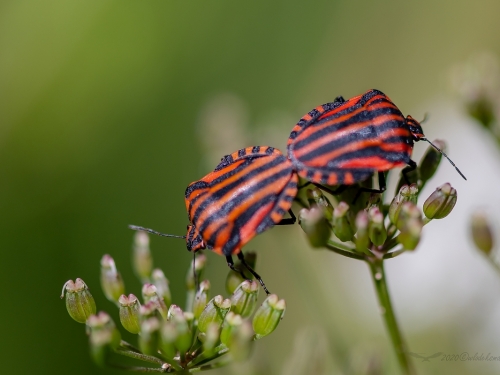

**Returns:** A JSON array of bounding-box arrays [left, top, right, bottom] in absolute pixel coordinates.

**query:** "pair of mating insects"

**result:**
[[131, 89, 466, 294]]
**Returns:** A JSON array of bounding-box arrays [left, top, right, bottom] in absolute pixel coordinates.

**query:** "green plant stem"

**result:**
[[367, 259, 415, 375], [381, 236, 400, 252], [186, 290, 195, 313], [187, 359, 232, 372], [186, 346, 229, 368], [120, 340, 142, 353], [383, 248, 406, 259], [109, 363, 168, 372], [115, 348, 166, 366], [422, 217, 432, 226], [326, 241, 366, 260], [485, 255, 500, 277]]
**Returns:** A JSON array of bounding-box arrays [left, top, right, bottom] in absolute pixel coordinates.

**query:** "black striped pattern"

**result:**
[[287, 89, 418, 185], [185, 146, 298, 256]]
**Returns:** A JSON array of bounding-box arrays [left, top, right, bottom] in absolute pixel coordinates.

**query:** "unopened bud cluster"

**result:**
[[61, 235, 286, 372], [298, 141, 460, 259]]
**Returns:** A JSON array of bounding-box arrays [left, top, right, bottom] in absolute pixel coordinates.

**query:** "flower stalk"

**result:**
[[368, 258, 415, 375]]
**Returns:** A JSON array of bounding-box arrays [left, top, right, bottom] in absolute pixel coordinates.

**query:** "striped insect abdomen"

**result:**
[[287, 89, 414, 185], [185, 146, 298, 256]]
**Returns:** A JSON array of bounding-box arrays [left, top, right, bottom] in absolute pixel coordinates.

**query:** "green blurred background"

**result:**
[[2, 1, 500, 374]]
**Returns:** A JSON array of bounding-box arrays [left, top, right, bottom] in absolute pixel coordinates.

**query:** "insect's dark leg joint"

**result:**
[[353, 172, 387, 203], [378, 172, 387, 192], [226, 255, 248, 280], [297, 181, 312, 190], [402, 160, 417, 185], [276, 209, 296, 225], [237, 252, 270, 295], [312, 183, 346, 196]]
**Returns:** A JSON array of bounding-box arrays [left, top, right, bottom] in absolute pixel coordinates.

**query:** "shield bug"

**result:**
[[130, 146, 298, 294], [287, 89, 466, 195]]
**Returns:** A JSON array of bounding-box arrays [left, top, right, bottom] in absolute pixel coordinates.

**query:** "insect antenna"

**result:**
[[128, 225, 186, 239], [421, 138, 467, 180]]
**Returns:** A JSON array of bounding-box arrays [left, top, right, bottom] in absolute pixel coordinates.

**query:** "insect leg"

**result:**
[[275, 209, 297, 225], [402, 160, 417, 185], [312, 183, 347, 196], [297, 181, 312, 189], [226, 255, 248, 280], [237, 252, 270, 295], [353, 172, 387, 203]]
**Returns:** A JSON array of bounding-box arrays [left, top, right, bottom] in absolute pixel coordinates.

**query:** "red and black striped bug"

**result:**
[[130, 146, 298, 294], [287, 89, 466, 195]]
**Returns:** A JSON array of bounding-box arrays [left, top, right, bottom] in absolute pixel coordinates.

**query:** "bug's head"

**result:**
[[186, 225, 206, 252], [406, 115, 425, 141]]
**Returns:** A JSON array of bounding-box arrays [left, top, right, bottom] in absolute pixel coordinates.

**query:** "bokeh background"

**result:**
[[2, 1, 500, 374]]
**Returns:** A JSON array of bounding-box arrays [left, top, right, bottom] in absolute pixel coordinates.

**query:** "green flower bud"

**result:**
[[183, 311, 194, 325], [61, 278, 96, 324], [100, 254, 125, 304], [226, 253, 256, 294], [167, 304, 184, 321], [471, 212, 494, 255], [193, 280, 211, 320], [298, 207, 331, 247], [230, 280, 259, 318], [139, 317, 161, 356], [198, 295, 231, 334], [160, 322, 177, 361], [423, 183, 457, 220], [306, 187, 334, 221], [87, 312, 121, 367], [227, 320, 253, 361], [419, 139, 446, 187], [368, 207, 387, 246], [166, 305, 191, 353], [397, 202, 423, 250], [186, 253, 207, 291], [151, 269, 172, 309], [252, 294, 286, 339], [355, 210, 370, 252], [142, 283, 167, 319], [226, 269, 245, 296], [467, 96, 496, 128], [140, 301, 159, 319], [332, 202, 354, 242], [202, 322, 221, 356], [89, 330, 113, 367], [389, 184, 418, 225], [220, 312, 242, 346], [118, 294, 141, 334], [132, 231, 153, 282], [87, 311, 117, 332], [221, 314, 256, 360]]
